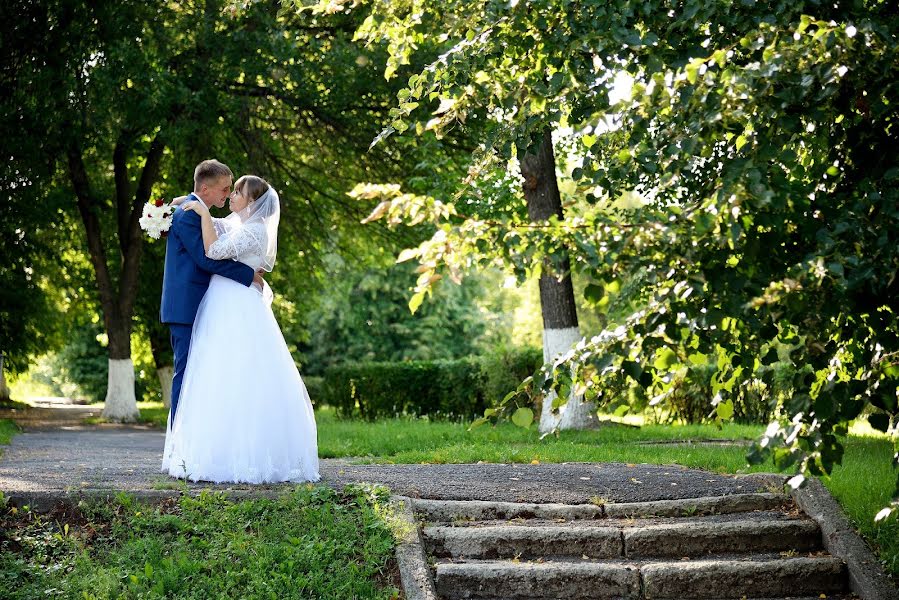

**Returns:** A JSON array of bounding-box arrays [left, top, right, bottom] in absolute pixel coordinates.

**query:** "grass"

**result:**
[[825, 437, 899, 578], [0, 485, 400, 599], [0, 420, 18, 447]]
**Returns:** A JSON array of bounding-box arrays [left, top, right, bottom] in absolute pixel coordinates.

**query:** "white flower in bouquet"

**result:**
[[139, 199, 175, 240]]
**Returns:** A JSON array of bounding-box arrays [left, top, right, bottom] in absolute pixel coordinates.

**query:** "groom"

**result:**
[[160, 159, 262, 423]]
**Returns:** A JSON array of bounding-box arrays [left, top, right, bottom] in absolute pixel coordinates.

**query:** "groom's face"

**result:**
[[207, 176, 232, 209]]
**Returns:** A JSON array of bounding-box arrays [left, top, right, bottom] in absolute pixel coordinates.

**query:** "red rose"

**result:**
[[154, 198, 164, 207]]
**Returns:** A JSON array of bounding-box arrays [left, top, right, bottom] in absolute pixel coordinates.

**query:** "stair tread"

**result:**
[[434, 551, 840, 566], [413, 492, 791, 522], [471, 597, 858, 600], [423, 508, 806, 527]]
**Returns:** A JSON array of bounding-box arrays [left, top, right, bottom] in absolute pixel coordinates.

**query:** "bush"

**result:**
[[667, 362, 797, 425], [479, 347, 544, 406], [303, 375, 325, 407], [323, 347, 542, 420]]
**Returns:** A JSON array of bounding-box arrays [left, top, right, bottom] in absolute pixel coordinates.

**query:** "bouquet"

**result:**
[[139, 199, 175, 240]]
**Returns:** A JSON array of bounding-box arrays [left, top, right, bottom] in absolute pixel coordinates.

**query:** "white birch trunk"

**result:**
[[101, 358, 139, 422], [539, 326, 597, 433], [157, 365, 173, 409], [0, 366, 9, 402]]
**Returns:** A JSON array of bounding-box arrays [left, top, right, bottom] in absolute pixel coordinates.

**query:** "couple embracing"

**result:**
[[159, 159, 320, 484]]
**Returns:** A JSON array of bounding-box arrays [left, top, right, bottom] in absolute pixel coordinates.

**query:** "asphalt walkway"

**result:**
[[0, 421, 774, 504]]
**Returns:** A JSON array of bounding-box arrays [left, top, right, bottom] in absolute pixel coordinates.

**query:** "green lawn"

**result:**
[[0, 485, 400, 599]]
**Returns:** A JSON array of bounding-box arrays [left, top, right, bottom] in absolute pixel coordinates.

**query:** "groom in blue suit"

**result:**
[[160, 159, 261, 424]]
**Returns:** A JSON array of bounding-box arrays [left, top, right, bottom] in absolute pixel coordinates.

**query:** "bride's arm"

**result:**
[[181, 201, 218, 253], [170, 196, 189, 206]]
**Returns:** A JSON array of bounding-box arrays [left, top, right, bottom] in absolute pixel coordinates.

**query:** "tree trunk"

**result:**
[[104, 359, 139, 421], [0, 363, 9, 402], [157, 366, 174, 409], [519, 128, 596, 433], [149, 323, 174, 408], [67, 135, 165, 423]]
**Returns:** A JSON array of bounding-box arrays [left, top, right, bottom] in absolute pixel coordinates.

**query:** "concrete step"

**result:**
[[424, 516, 819, 560], [413, 492, 788, 523], [434, 556, 847, 600], [623, 516, 820, 558], [424, 524, 622, 559]]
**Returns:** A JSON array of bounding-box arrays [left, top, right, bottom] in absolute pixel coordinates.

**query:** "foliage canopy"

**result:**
[[300, 0, 899, 516]]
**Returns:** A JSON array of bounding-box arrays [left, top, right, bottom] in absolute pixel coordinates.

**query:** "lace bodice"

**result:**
[[208, 218, 268, 270]]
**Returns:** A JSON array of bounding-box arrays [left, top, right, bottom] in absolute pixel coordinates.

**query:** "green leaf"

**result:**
[[688, 353, 709, 365], [716, 399, 734, 420], [408, 291, 425, 314], [685, 63, 699, 84], [584, 283, 605, 303], [622, 360, 643, 381], [653, 348, 678, 371], [511, 407, 534, 428], [396, 248, 418, 263], [869, 413, 891, 433]]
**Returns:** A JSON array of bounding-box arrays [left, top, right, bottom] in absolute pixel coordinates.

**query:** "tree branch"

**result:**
[[67, 142, 117, 325], [119, 134, 166, 316], [113, 135, 131, 255]]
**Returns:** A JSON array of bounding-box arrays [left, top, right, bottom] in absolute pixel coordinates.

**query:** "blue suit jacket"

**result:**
[[159, 196, 255, 325]]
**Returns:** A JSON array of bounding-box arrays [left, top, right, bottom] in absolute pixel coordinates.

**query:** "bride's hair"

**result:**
[[234, 175, 270, 202]]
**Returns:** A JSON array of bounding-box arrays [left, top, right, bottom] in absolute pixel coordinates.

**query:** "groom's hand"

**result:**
[[253, 270, 265, 288]]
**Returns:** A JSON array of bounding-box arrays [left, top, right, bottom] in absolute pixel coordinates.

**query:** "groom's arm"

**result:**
[[175, 210, 254, 287]]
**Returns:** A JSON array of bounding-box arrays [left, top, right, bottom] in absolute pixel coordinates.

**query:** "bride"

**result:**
[[161, 175, 320, 484]]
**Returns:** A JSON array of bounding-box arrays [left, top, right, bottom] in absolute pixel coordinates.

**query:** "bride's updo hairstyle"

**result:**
[[235, 175, 270, 202]]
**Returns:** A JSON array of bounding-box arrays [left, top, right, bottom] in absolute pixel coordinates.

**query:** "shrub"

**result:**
[[323, 347, 542, 420], [303, 375, 325, 407], [479, 347, 544, 405]]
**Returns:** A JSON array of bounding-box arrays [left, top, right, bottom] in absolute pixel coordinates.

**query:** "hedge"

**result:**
[[322, 347, 543, 420]]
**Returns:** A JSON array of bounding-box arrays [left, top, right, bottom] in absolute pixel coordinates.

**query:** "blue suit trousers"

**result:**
[[169, 323, 193, 424]]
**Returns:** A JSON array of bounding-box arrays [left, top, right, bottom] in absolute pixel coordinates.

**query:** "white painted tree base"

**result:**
[[539, 326, 597, 433], [157, 365, 174, 409], [101, 358, 139, 422], [0, 371, 9, 401]]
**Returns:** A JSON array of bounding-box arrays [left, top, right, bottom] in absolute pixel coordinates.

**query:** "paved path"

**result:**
[[0, 425, 775, 504]]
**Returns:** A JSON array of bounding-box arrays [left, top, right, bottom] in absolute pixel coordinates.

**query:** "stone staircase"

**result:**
[[411, 493, 859, 600]]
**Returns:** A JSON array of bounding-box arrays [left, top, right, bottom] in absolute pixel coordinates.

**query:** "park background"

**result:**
[[1, 0, 897, 596]]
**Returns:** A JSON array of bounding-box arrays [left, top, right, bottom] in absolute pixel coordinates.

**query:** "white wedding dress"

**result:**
[[162, 216, 320, 484]]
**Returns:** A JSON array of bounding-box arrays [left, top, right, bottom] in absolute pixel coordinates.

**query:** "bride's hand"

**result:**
[[182, 200, 210, 216]]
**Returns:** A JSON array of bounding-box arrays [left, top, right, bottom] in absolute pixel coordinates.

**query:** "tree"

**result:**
[[519, 129, 595, 431], [303, 254, 503, 374], [301, 0, 899, 516], [2, 0, 437, 419]]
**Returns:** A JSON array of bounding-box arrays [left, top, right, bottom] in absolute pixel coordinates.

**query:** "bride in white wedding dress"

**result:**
[[161, 176, 320, 484]]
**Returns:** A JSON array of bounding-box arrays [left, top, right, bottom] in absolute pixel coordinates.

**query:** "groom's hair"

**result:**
[[194, 159, 233, 190]]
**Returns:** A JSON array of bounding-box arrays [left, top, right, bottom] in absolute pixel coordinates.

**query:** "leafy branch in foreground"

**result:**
[[308, 0, 899, 518]]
